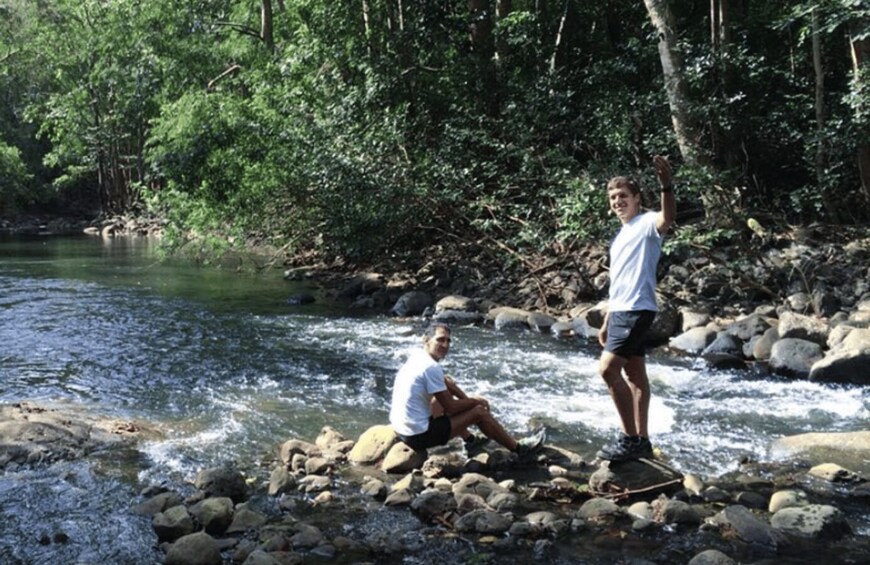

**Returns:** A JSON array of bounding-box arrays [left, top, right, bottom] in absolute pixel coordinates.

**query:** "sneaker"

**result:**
[[515, 427, 547, 456], [463, 431, 489, 453], [596, 434, 652, 462], [634, 436, 654, 459]]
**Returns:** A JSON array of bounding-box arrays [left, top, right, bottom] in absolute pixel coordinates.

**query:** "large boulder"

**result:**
[[710, 505, 786, 549], [382, 441, 426, 473], [189, 497, 234, 535], [669, 326, 717, 354], [770, 431, 870, 473], [193, 466, 247, 503], [778, 311, 829, 346], [771, 504, 851, 539], [489, 307, 531, 331], [348, 425, 397, 465], [645, 305, 679, 345], [726, 313, 773, 341], [768, 338, 823, 378], [391, 291, 433, 317], [701, 332, 745, 369], [435, 295, 479, 312], [164, 532, 221, 565], [809, 348, 870, 385]]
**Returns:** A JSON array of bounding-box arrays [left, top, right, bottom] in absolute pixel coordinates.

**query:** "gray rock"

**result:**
[[734, 491, 767, 510], [391, 291, 433, 317], [778, 311, 829, 346], [701, 332, 746, 369], [769, 490, 808, 513], [347, 425, 396, 465], [381, 442, 426, 474], [702, 486, 731, 503], [528, 312, 557, 332], [687, 549, 736, 565], [771, 504, 851, 539], [189, 497, 234, 535], [809, 348, 870, 385], [669, 326, 717, 354], [226, 507, 267, 533], [752, 327, 779, 361], [133, 491, 183, 517], [577, 497, 621, 519], [645, 305, 679, 345], [280, 439, 320, 463], [726, 313, 773, 341], [491, 307, 531, 331], [290, 523, 324, 548], [153, 505, 195, 542], [410, 489, 457, 522], [657, 499, 701, 525], [164, 532, 221, 565], [680, 308, 712, 332], [812, 289, 841, 318], [435, 295, 479, 312], [193, 466, 248, 503], [452, 473, 507, 499], [769, 338, 823, 378], [268, 466, 297, 496], [384, 488, 413, 506], [432, 309, 485, 325], [711, 505, 785, 549], [453, 509, 512, 534]]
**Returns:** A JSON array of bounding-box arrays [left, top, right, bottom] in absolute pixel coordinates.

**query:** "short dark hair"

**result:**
[[607, 176, 640, 195], [425, 322, 451, 338]]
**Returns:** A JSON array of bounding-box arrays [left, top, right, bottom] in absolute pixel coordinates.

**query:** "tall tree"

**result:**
[[643, 0, 706, 167]]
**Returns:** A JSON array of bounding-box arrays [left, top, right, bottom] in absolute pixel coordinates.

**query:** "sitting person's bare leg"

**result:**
[[449, 405, 518, 451]]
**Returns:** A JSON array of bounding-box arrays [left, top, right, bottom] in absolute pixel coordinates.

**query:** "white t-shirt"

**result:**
[[389, 348, 447, 436], [608, 211, 662, 312]]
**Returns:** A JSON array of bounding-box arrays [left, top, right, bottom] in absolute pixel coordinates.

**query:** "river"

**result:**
[[1, 234, 868, 563]]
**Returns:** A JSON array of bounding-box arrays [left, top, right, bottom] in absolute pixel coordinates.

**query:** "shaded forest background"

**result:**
[[0, 0, 868, 265]]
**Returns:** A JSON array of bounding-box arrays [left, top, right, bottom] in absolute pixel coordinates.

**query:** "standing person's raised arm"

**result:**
[[653, 155, 676, 234]]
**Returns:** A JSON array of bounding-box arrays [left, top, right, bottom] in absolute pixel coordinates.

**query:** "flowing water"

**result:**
[[1, 234, 868, 564]]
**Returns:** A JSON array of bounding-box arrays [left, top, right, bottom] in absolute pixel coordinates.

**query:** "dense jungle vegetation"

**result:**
[[0, 1, 868, 264]]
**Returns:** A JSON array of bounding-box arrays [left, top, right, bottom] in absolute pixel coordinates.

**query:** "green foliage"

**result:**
[[0, 140, 32, 214], [1, 0, 868, 262], [556, 174, 610, 243], [663, 223, 741, 257]]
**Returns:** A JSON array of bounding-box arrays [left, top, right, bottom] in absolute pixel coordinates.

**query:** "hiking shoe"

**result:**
[[596, 434, 652, 462], [463, 431, 489, 453]]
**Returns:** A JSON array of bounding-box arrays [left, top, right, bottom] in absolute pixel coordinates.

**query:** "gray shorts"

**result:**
[[605, 310, 655, 358]]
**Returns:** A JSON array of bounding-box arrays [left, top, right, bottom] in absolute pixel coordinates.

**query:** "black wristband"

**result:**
[[660, 185, 673, 193]]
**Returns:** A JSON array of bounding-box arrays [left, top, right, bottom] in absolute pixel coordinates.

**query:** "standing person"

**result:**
[[389, 323, 544, 457], [595, 155, 676, 462]]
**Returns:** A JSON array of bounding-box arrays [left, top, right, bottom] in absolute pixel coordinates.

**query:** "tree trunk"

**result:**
[[362, 0, 373, 56], [710, 0, 729, 53], [811, 8, 839, 221], [468, 0, 498, 114], [850, 31, 870, 208], [643, 0, 706, 167], [550, 0, 573, 72], [261, 0, 274, 51], [495, 0, 512, 62]]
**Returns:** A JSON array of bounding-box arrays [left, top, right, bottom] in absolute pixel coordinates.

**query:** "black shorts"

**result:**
[[605, 310, 656, 358], [398, 415, 452, 451]]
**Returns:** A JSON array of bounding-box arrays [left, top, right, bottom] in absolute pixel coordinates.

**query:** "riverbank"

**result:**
[[2, 402, 868, 564]]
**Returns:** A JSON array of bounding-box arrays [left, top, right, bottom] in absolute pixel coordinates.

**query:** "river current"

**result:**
[[1, 234, 868, 563]]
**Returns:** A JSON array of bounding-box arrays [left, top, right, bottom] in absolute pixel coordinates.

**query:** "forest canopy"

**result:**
[[0, 1, 868, 260]]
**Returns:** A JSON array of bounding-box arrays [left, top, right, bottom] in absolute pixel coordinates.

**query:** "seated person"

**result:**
[[389, 322, 543, 456]]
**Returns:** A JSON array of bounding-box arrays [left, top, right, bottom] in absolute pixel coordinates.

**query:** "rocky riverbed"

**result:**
[[3, 402, 869, 565]]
